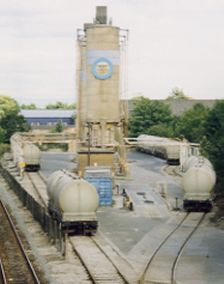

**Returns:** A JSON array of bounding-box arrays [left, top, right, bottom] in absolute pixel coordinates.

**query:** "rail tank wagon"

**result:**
[[23, 143, 41, 171], [183, 156, 216, 212], [137, 135, 167, 159], [10, 134, 41, 172], [165, 144, 180, 165], [47, 170, 99, 235], [137, 135, 180, 165]]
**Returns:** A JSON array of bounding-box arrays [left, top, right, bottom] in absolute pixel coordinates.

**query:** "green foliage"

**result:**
[[0, 128, 6, 143], [46, 102, 76, 110], [0, 95, 20, 119], [174, 103, 209, 143], [0, 95, 30, 143], [166, 87, 189, 100], [201, 101, 224, 192], [51, 120, 64, 133], [128, 96, 174, 137], [148, 124, 174, 137], [0, 143, 10, 157], [21, 103, 37, 109]]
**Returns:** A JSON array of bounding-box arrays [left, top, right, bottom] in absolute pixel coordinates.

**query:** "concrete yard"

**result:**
[[0, 150, 224, 283]]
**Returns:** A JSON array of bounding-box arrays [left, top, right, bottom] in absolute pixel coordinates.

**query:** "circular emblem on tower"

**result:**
[[92, 57, 113, 80]]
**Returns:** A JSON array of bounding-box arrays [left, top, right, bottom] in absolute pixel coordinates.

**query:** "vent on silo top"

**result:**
[[95, 6, 107, 25]]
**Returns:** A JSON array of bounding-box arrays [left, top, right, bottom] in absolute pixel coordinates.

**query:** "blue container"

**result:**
[[84, 167, 113, 206], [85, 177, 113, 206]]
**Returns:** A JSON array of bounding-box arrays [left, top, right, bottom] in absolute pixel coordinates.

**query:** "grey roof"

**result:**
[[20, 109, 75, 118]]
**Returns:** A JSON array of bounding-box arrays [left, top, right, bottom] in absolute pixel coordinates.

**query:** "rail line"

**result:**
[[171, 213, 206, 283], [0, 199, 41, 284], [69, 236, 130, 284], [140, 212, 205, 284], [26, 172, 48, 208], [0, 258, 7, 284]]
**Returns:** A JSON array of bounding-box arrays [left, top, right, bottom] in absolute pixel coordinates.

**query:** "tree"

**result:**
[[0, 95, 20, 119], [166, 87, 189, 100], [148, 124, 174, 137], [0, 128, 6, 144], [0, 95, 30, 143], [128, 96, 174, 137], [174, 103, 209, 143], [52, 120, 64, 133], [21, 103, 37, 109], [201, 101, 224, 193], [46, 102, 76, 109]]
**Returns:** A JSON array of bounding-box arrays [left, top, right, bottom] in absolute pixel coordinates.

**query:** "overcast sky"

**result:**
[[1, 0, 224, 107]]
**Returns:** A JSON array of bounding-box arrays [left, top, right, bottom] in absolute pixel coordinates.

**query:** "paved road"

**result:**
[[40, 151, 76, 177]]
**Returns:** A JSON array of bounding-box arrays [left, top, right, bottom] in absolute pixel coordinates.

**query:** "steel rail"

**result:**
[[68, 237, 96, 284], [171, 213, 206, 284], [90, 236, 130, 284], [69, 236, 129, 284], [0, 199, 41, 284], [0, 258, 7, 284], [140, 213, 189, 284]]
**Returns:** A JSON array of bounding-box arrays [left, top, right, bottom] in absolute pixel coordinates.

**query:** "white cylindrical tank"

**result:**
[[182, 156, 216, 200], [23, 143, 41, 165], [47, 170, 99, 221], [182, 156, 198, 172], [165, 143, 180, 164], [183, 155, 213, 172], [10, 133, 24, 165]]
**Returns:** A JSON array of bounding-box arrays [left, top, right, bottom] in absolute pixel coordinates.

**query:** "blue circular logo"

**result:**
[[92, 57, 113, 80]]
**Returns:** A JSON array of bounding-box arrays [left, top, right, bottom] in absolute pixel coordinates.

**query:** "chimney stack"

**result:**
[[95, 6, 107, 24]]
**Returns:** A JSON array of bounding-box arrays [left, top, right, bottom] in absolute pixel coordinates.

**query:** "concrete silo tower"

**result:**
[[76, 6, 128, 174]]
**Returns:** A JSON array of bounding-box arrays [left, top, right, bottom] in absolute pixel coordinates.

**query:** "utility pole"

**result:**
[[87, 122, 92, 166]]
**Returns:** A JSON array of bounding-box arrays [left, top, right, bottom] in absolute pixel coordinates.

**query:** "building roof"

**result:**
[[20, 109, 75, 118]]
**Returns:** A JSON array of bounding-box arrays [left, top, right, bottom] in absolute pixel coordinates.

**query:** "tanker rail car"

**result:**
[[23, 143, 41, 171], [182, 156, 216, 212], [10, 133, 41, 172], [137, 135, 181, 165], [47, 170, 99, 235]]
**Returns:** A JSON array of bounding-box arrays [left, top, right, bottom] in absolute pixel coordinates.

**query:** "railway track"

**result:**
[[0, 258, 7, 284], [69, 236, 132, 284], [140, 212, 205, 284], [0, 199, 41, 284]]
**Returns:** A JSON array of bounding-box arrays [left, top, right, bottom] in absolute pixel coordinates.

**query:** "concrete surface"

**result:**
[[97, 150, 182, 254]]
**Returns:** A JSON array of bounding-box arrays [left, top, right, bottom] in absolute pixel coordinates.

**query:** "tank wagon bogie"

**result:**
[[182, 156, 216, 212], [47, 170, 99, 235], [183, 199, 212, 212]]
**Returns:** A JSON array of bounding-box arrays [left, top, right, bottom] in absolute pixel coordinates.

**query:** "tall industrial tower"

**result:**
[[76, 6, 128, 174]]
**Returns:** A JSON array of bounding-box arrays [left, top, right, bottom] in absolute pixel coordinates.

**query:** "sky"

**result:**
[[1, 0, 224, 107]]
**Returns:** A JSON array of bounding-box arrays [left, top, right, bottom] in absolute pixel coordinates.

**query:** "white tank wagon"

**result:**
[[10, 133, 24, 168], [182, 156, 216, 212], [23, 143, 41, 171], [47, 170, 99, 235], [165, 143, 181, 165], [136, 135, 167, 159], [136, 135, 181, 165], [10, 134, 41, 172]]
